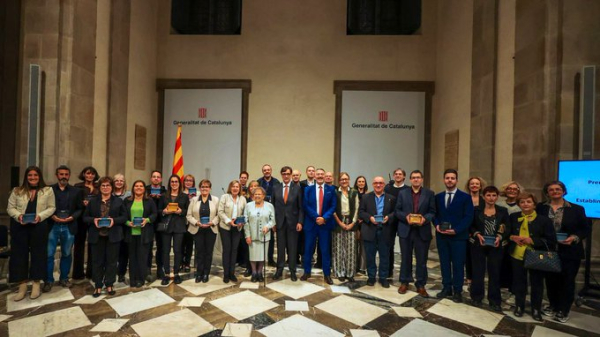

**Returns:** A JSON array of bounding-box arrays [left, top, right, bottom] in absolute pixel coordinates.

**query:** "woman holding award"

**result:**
[[83, 177, 127, 297], [124, 180, 157, 288], [158, 175, 189, 285], [7, 166, 56, 301], [244, 187, 275, 282], [218, 180, 247, 283], [332, 172, 359, 282], [186, 179, 220, 283]]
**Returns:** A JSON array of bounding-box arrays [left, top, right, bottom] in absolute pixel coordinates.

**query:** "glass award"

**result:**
[[483, 235, 496, 246], [200, 216, 210, 225], [133, 217, 144, 227], [22, 213, 36, 224], [98, 218, 111, 227]]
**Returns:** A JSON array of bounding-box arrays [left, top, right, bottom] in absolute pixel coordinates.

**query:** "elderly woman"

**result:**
[[332, 172, 359, 282], [113, 173, 131, 283], [509, 192, 556, 321], [537, 181, 590, 323], [239, 179, 259, 276], [469, 186, 509, 312], [244, 187, 275, 282], [124, 180, 158, 288], [158, 175, 189, 285], [83, 176, 127, 297], [186, 179, 219, 283], [218, 180, 247, 283], [7, 166, 56, 301]]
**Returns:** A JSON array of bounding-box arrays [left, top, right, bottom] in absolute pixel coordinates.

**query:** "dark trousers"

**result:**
[[297, 228, 305, 263], [182, 232, 194, 267], [512, 257, 544, 310], [276, 223, 299, 273], [128, 236, 150, 285], [546, 257, 581, 315], [238, 235, 251, 269], [470, 243, 503, 305], [219, 227, 241, 277], [465, 242, 473, 280], [436, 235, 467, 293], [118, 240, 128, 277], [147, 231, 164, 278], [268, 234, 275, 263], [91, 236, 119, 288], [194, 228, 216, 276], [399, 229, 431, 288], [389, 222, 397, 276], [73, 219, 92, 279], [9, 220, 48, 282], [499, 247, 514, 290], [162, 232, 184, 275], [363, 229, 390, 282], [303, 227, 332, 276]]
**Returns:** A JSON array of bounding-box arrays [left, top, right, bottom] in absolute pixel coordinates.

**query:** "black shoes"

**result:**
[[367, 279, 375, 286], [532, 309, 543, 322], [174, 275, 182, 284], [436, 288, 453, 299], [243, 269, 252, 277], [258, 274, 264, 282], [202, 275, 209, 283], [92, 288, 102, 298], [230, 275, 238, 282], [514, 306, 524, 317], [161, 277, 170, 286], [251, 274, 258, 283], [273, 270, 283, 280], [183, 265, 191, 273], [223, 277, 230, 284], [490, 303, 502, 312], [195, 276, 202, 283], [452, 293, 463, 303], [324, 276, 333, 285], [338, 277, 346, 282], [107, 286, 116, 296], [381, 280, 390, 288], [290, 272, 297, 282], [300, 273, 311, 281], [555, 311, 569, 323]]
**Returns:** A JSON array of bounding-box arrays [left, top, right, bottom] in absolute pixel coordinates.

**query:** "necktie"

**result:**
[[284, 184, 289, 204], [446, 192, 453, 208], [319, 185, 324, 216]]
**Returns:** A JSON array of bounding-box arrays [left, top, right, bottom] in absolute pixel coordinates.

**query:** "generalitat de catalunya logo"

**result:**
[[198, 107, 207, 119], [378, 110, 388, 122]]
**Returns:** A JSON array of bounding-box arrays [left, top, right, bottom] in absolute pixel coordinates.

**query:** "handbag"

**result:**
[[156, 214, 171, 232], [523, 240, 561, 273]]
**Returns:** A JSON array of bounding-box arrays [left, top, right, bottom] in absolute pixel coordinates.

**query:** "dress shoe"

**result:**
[[532, 309, 543, 322], [258, 274, 264, 282], [145, 275, 154, 283], [174, 275, 182, 284], [251, 274, 258, 283], [290, 272, 297, 282], [92, 288, 102, 298], [202, 275, 209, 283], [59, 279, 72, 288], [135, 282, 144, 288], [195, 276, 202, 283], [223, 277, 230, 284], [367, 279, 375, 286], [490, 303, 502, 312], [381, 280, 390, 288], [452, 293, 463, 303], [471, 299, 482, 307], [347, 277, 355, 282], [416, 287, 430, 298], [273, 270, 283, 280], [514, 306, 524, 317], [183, 265, 191, 273], [243, 269, 252, 277], [300, 273, 311, 281], [107, 286, 116, 296], [324, 275, 334, 285], [14, 282, 27, 302], [42, 282, 53, 293], [230, 275, 238, 282], [338, 276, 346, 282], [398, 283, 408, 294], [161, 277, 170, 285], [436, 288, 453, 299], [30, 281, 41, 299]]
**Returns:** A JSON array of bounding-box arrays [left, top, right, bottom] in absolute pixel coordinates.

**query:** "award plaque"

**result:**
[[234, 216, 245, 225], [374, 214, 384, 223], [133, 217, 144, 227], [167, 203, 179, 212], [98, 218, 111, 228], [22, 213, 36, 224], [150, 187, 161, 195], [86, 194, 96, 201], [188, 187, 197, 195], [556, 232, 568, 241], [200, 216, 210, 225], [57, 210, 70, 219], [439, 222, 452, 231], [483, 235, 496, 246], [408, 214, 423, 225]]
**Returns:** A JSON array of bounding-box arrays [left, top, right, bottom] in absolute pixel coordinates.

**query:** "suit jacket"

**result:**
[[218, 193, 247, 231], [508, 212, 556, 253], [186, 194, 220, 234], [158, 193, 190, 234], [83, 195, 127, 243], [395, 187, 436, 240], [7, 186, 56, 222], [359, 192, 397, 243], [303, 183, 337, 231], [50, 183, 85, 235], [257, 177, 280, 202], [123, 198, 158, 244], [385, 183, 409, 198], [272, 181, 304, 230], [536, 202, 590, 260], [299, 179, 315, 192], [434, 189, 474, 240], [469, 204, 510, 244]]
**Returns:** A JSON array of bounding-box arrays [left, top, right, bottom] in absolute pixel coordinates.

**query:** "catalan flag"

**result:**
[[172, 124, 184, 178]]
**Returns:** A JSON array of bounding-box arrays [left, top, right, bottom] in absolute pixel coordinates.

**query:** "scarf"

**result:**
[[510, 211, 536, 260]]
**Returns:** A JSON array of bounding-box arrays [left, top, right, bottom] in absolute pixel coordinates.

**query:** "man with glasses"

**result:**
[[395, 170, 436, 297]]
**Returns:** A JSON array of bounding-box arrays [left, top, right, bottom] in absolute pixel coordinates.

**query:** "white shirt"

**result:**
[[307, 179, 315, 186], [315, 183, 324, 215], [445, 188, 458, 206], [282, 182, 291, 196]]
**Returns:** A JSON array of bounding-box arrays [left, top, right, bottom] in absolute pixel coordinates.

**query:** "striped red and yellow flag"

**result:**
[[172, 124, 184, 178]]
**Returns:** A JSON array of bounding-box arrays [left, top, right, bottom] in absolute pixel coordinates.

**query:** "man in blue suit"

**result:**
[[434, 169, 474, 303], [301, 168, 337, 284], [395, 170, 436, 298]]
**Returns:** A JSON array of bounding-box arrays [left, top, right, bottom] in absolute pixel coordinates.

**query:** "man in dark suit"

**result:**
[[272, 166, 304, 281], [359, 176, 396, 288], [301, 168, 337, 284], [434, 169, 474, 303], [299, 165, 316, 191], [384, 167, 409, 279], [395, 170, 436, 297], [146, 170, 166, 281], [43, 165, 85, 292]]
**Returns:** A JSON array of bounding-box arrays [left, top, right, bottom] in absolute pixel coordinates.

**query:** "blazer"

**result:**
[[536, 202, 591, 260], [186, 194, 220, 235], [271, 182, 304, 230], [7, 186, 56, 223], [395, 187, 436, 241], [243, 201, 275, 241], [333, 187, 359, 232], [469, 204, 510, 245], [434, 189, 474, 240], [303, 183, 337, 231], [50, 183, 85, 235], [218, 193, 247, 231], [508, 212, 556, 254], [359, 192, 397, 243], [83, 195, 127, 244], [158, 193, 190, 234], [123, 198, 158, 244]]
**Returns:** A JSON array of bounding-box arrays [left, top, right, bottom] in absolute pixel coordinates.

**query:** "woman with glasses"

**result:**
[[332, 172, 359, 282], [244, 187, 275, 282], [218, 180, 247, 283]]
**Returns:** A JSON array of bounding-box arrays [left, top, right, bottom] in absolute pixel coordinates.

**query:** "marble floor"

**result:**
[[0, 251, 599, 336]]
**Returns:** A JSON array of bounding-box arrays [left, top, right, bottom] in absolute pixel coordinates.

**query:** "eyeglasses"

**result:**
[[200, 186, 210, 189], [505, 187, 519, 192], [339, 178, 349, 181], [281, 173, 291, 176]]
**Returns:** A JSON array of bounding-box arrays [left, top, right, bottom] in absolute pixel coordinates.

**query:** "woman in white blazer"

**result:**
[[186, 179, 219, 283], [7, 166, 56, 301], [218, 180, 247, 283]]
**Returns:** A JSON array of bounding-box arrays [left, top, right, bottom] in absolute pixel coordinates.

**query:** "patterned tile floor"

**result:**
[[0, 251, 599, 336]]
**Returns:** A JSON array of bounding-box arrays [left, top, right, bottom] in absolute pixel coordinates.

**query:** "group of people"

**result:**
[[5, 164, 590, 324]]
